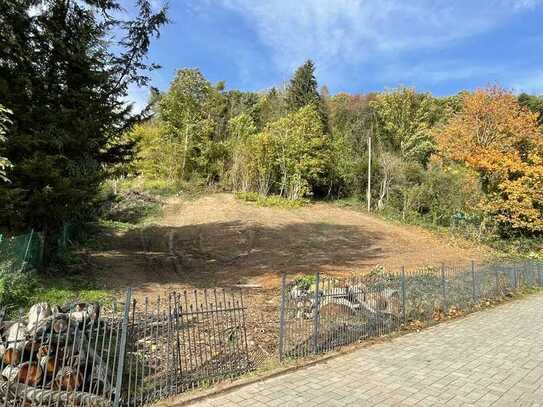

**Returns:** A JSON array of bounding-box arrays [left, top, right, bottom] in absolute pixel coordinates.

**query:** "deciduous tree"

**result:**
[[371, 88, 438, 165], [437, 86, 543, 233]]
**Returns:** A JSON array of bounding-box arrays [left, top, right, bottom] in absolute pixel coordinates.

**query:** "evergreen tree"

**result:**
[[0, 105, 12, 183], [286, 60, 321, 112], [286, 60, 328, 130], [0, 1, 167, 243]]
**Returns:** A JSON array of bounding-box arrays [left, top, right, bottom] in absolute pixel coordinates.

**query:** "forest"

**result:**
[[2, 0, 543, 270], [123, 61, 543, 242]]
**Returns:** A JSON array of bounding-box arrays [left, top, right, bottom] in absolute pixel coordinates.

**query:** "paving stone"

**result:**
[[188, 295, 543, 407]]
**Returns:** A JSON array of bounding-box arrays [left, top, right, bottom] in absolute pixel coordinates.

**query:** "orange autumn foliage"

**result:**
[[437, 86, 543, 232]]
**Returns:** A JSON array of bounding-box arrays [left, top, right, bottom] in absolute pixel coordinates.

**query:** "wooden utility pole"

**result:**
[[367, 125, 372, 212]]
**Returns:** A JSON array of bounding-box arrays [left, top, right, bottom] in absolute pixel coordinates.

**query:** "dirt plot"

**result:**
[[91, 193, 487, 301]]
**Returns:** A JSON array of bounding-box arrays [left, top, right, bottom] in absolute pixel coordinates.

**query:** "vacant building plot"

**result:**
[[92, 193, 486, 299]]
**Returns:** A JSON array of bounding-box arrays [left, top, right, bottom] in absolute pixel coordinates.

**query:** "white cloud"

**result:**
[[211, 0, 541, 79], [125, 85, 150, 114]]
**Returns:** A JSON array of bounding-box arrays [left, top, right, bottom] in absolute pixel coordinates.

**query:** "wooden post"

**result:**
[[278, 273, 287, 361], [366, 127, 372, 212]]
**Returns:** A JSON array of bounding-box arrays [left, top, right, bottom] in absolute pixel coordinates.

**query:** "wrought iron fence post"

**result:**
[[538, 261, 543, 288], [113, 288, 132, 407], [312, 272, 321, 354], [471, 261, 477, 303], [400, 266, 406, 324], [513, 266, 518, 290], [495, 267, 500, 297], [278, 273, 287, 361], [441, 263, 448, 314]]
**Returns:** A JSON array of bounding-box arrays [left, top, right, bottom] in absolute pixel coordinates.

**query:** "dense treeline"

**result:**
[[125, 61, 543, 238]]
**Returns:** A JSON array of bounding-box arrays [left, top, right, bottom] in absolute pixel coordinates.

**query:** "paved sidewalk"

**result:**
[[189, 294, 543, 406]]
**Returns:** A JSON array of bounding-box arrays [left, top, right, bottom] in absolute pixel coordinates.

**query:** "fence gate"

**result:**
[[122, 289, 251, 406]]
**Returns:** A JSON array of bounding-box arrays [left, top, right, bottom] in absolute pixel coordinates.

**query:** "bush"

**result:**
[[231, 105, 331, 200], [101, 190, 161, 224], [235, 192, 306, 208], [0, 270, 39, 310]]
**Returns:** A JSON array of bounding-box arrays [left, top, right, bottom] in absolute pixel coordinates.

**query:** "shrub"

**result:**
[[0, 270, 39, 310]]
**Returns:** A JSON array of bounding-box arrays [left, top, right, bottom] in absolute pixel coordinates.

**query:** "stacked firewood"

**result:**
[[0, 302, 112, 407]]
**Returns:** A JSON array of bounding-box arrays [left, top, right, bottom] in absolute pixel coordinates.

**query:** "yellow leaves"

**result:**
[[437, 86, 543, 233], [437, 86, 542, 164], [483, 162, 543, 232]]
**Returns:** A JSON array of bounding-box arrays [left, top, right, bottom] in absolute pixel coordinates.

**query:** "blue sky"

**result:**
[[129, 0, 543, 109]]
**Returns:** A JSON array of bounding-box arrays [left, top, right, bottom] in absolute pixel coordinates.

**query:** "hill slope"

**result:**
[[90, 193, 487, 299]]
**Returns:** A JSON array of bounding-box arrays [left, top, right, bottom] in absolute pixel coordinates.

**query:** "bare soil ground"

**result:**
[[90, 193, 487, 301]]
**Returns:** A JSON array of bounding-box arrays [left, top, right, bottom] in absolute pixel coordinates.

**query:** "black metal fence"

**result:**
[[0, 289, 251, 407], [0, 301, 124, 407], [123, 289, 251, 406], [1, 261, 542, 406], [278, 261, 543, 360]]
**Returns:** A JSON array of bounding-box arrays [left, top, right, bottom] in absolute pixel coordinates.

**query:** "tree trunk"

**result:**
[[181, 126, 190, 180]]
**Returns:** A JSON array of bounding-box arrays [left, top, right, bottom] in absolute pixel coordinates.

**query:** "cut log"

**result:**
[[71, 334, 112, 394], [5, 322, 27, 349], [37, 345, 49, 359], [54, 367, 83, 391], [2, 365, 19, 382], [319, 302, 355, 318], [0, 381, 112, 407], [24, 339, 41, 356], [68, 303, 100, 324], [26, 303, 52, 333], [17, 362, 42, 386], [39, 356, 57, 377], [52, 316, 69, 334], [2, 323, 26, 365], [2, 348, 21, 366]]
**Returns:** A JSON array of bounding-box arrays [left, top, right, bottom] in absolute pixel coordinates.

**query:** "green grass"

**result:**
[[33, 272, 113, 305], [235, 192, 307, 208]]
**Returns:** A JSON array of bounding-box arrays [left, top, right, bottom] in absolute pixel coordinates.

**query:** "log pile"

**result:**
[[288, 279, 401, 320], [0, 302, 113, 407]]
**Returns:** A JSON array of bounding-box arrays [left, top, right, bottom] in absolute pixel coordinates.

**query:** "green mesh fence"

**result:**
[[0, 224, 79, 273], [0, 230, 42, 273]]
